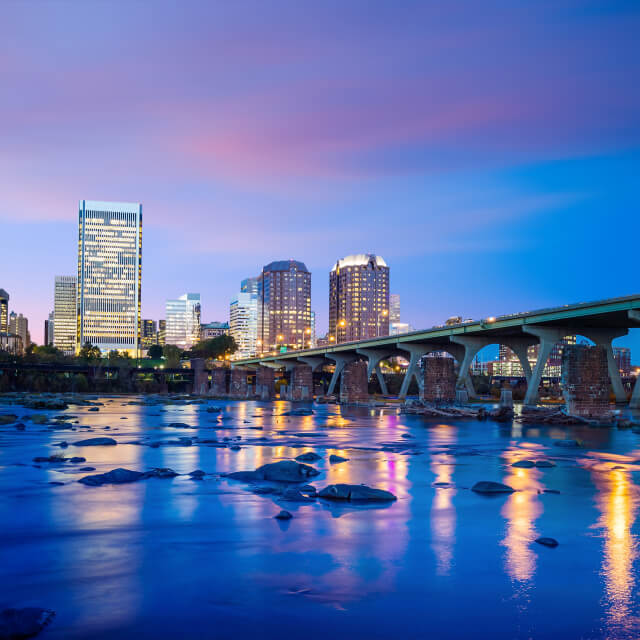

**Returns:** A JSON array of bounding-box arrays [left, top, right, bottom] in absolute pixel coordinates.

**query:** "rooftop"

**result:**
[[331, 253, 388, 272]]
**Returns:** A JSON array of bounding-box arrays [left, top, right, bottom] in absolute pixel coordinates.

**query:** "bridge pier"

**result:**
[[327, 354, 358, 396], [229, 368, 251, 398], [449, 336, 491, 398], [357, 348, 393, 396], [398, 344, 434, 400], [290, 364, 313, 401], [190, 358, 209, 395], [501, 337, 537, 384], [561, 344, 611, 419], [340, 361, 369, 404], [421, 356, 456, 403], [210, 367, 227, 396], [579, 328, 628, 403], [523, 326, 567, 405], [255, 366, 275, 400]]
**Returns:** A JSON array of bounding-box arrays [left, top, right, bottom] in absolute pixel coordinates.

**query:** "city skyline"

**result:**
[[2, 1, 640, 359]]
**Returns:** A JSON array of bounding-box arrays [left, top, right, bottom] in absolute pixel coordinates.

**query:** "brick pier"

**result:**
[[561, 345, 611, 418], [340, 361, 369, 404], [291, 364, 313, 401], [421, 356, 456, 403], [256, 366, 275, 400], [210, 367, 227, 397]]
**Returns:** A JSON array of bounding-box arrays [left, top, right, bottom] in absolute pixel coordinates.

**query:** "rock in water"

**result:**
[[0, 607, 55, 639], [295, 452, 322, 462], [0, 414, 18, 425], [318, 484, 397, 503], [535, 460, 556, 468], [281, 487, 315, 502], [329, 454, 349, 464], [145, 468, 179, 479], [535, 537, 559, 548], [275, 510, 293, 520], [553, 439, 580, 448], [79, 468, 145, 486], [511, 460, 535, 468], [88, 407, 99, 412], [226, 460, 320, 483], [72, 437, 117, 446], [189, 470, 206, 479], [472, 481, 515, 494]]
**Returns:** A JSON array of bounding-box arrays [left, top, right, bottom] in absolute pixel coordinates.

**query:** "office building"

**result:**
[[390, 322, 411, 336], [230, 292, 258, 359], [310, 311, 316, 349], [614, 347, 632, 376], [77, 200, 142, 355], [44, 311, 54, 346], [53, 276, 77, 355], [390, 294, 401, 323], [142, 319, 157, 349], [0, 289, 8, 333], [201, 321, 230, 340], [241, 277, 258, 295], [9, 312, 29, 349], [495, 336, 577, 378], [258, 260, 311, 352], [157, 319, 166, 346], [329, 253, 389, 344], [166, 293, 201, 350]]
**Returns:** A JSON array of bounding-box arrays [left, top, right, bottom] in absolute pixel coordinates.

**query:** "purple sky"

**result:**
[[2, 1, 639, 358]]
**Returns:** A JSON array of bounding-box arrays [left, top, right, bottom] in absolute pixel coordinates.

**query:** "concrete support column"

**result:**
[[229, 368, 250, 398], [210, 367, 227, 396], [449, 336, 492, 398], [290, 364, 313, 401], [421, 356, 456, 403], [398, 344, 433, 399], [561, 344, 610, 418], [631, 376, 640, 410], [340, 361, 369, 404], [256, 366, 276, 400], [357, 348, 393, 396], [326, 354, 357, 396], [190, 358, 209, 395], [581, 328, 629, 403], [522, 326, 567, 405], [502, 337, 537, 383]]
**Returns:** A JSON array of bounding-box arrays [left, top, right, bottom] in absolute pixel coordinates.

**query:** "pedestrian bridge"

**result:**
[[233, 294, 640, 407]]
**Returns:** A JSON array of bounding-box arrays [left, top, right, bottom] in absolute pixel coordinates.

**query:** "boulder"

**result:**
[[28, 415, 48, 425], [318, 484, 397, 503], [511, 460, 535, 468], [281, 409, 314, 416], [226, 460, 320, 483], [73, 437, 116, 446], [69, 457, 86, 463], [88, 407, 99, 412], [535, 537, 559, 548], [33, 455, 67, 463], [145, 468, 179, 479], [472, 481, 515, 494], [79, 468, 146, 486], [553, 439, 580, 448], [295, 452, 322, 462], [189, 470, 206, 478], [329, 455, 349, 464], [282, 487, 315, 502], [0, 414, 18, 425], [275, 510, 293, 520], [535, 460, 556, 468], [0, 607, 55, 639]]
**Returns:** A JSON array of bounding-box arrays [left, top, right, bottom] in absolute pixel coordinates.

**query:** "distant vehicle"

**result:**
[[445, 316, 462, 326]]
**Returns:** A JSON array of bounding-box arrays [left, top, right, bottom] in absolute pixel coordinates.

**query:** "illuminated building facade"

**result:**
[[44, 312, 54, 346], [614, 347, 631, 376], [329, 254, 389, 344], [0, 289, 8, 333], [201, 321, 230, 340], [166, 293, 201, 350], [142, 319, 157, 349], [230, 292, 258, 358], [390, 294, 400, 323], [157, 319, 166, 346], [494, 336, 577, 378], [53, 275, 77, 355], [258, 260, 311, 352], [77, 200, 142, 355]]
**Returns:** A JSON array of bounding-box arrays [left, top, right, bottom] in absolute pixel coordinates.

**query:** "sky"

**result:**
[[1, 0, 639, 359]]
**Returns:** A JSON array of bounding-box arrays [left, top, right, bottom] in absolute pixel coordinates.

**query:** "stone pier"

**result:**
[[561, 345, 611, 419], [340, 361, 369, 404], [290, 364, 313, 401], [229, 368, 250, 398], [421, 356, 456, 403], [190, 358, 209, 395], [210, 367, 227, 397], [256, 366, 275, 400]]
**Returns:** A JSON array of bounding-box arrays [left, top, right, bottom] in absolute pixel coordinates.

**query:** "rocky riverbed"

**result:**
[[1, 393, 640, 639]]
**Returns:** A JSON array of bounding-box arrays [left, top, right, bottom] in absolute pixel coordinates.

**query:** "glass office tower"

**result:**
[[77, 200, 142, 356], [53, 275, 77, 355]]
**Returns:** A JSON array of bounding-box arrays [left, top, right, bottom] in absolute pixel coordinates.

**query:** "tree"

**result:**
[[192, 335, 237, 361], [24, 344, 66, 363], [147, 344, 163, 359], [162, 344, 182, 368], [78, 342, 102, 364]]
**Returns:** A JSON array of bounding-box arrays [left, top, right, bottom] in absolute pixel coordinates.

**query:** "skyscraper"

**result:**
[[9, 312, 29, 349], [389, 294, 401, 323], [44, 311, 54, 346], [329, 254, 389, 344], [230, 292, 258, 358], [0, 289, 8, 333], [157, 319, 166, 346], [53, 276, 77, 355], [258, 260, 311, 352], [77, 200, 142, 355], [166, 294, 201, 350], [142, 319, 157, 349]]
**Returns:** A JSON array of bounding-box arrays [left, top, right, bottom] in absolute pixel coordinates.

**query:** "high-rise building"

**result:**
[[258, 260, 311, 352], [496, 336, 577, 378], [166, 294, 201, 350], [142, 319, 157, 349], [329, 254, 389, 344], [390, 322, 412, 336], [44, 311, 54, 346], [0, 289, 8, 333], [77, 200, 142, 355], [53, 276, 77, 355], [200, 321, 230, 340], [310, 311, 316, 349], [614, 347, 632, 376], [230, 292, 258, 358], [9, 312, 29, 349], [241, 277, 258, 295], [157, 319, 166, 346], [390, 294, 401, 323]]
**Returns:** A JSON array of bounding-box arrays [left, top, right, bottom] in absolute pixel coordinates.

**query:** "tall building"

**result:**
[[53, 276, 77, 355], [329, 254, 389, 344], [157, 319, 166, 346], [310, 311, 316, 349], [496, 336, 577, 378], [166, 294, 201, 350], [9, 312, 29, 349], [241, 277, 258, 295], [77, 200, 142, 355], [44, 311, 54, 346], [230, 292, 258, 358], [0, 289, 8, 333], [389, 294, 401, 323], [614, 347, 632, 376], [201, 321, 230, 340], [142, 319, 157, 349], [258, 260, 311, 352]]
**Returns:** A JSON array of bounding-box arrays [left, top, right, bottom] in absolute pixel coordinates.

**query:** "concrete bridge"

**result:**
[[232, 294, 640, 408]]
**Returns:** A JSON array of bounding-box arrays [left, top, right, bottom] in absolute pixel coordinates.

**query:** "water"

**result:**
[[1, 396, 639, 639]]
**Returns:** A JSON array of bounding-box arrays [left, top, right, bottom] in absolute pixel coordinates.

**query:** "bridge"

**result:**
[[233, 294, 640, 408]]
